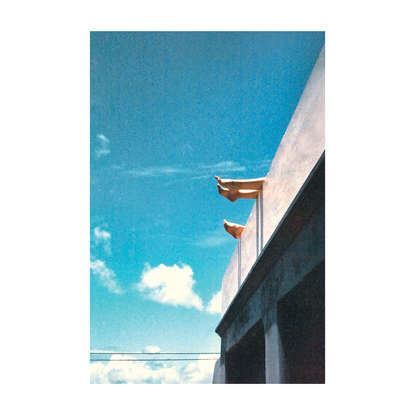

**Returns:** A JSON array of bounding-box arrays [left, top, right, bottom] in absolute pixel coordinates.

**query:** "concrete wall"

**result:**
[[214, 44, 325, 384], [221, 45, 325, 315], [212, 358, 226, 384]]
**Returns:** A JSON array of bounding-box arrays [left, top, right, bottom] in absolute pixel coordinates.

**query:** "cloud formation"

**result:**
[[126, 159, 255, 179], [205, 160, 246, 173], [134, 263, 203, 310], [194, 230, 228, 248], [206, 291, 222, 314], [179, 354, 218, 384], [95, 134, 110, 159], [93, 226, 111, 254], [128, 166, 188, 178], [90, 356, 180, 384], [90, 348, 217, 384], [143, 345, 161, 354], [90, 258, 124, 294], [123, 158, 273, 187]]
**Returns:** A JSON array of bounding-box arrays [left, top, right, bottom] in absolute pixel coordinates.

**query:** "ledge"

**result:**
[[215, 151, 325, 337]]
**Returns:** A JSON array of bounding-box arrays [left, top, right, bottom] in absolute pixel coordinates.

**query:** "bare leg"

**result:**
[[215, 176, 265, 191], [217, 184, 260, 202], [223, 219, 244, 239], [238, 189, 261, 199]]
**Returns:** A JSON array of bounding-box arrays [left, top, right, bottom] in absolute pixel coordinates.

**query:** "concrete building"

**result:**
[[212, 45, 325, 384]]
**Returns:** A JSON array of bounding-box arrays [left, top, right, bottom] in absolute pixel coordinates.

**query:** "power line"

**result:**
[[90, 358, 218, 362], [90, 352, 220, 355]]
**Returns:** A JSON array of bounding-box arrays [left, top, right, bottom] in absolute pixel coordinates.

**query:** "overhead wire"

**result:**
[[90, 352, 219, 355], [91, 358, 218, 361]]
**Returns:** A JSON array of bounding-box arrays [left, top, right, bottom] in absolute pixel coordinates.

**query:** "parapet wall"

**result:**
[[221, 45, 325, 315]]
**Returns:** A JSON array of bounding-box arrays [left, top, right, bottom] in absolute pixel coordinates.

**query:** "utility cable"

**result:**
[[90, 352, 220, 355], [90, 358, 218, 362]]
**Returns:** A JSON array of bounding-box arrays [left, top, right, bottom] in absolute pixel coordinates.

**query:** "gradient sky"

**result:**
[[90, 31, 325, 383]]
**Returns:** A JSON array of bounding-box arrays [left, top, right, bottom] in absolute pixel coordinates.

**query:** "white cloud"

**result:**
[[93, 226, 111, 254], [143, 345, 161, 353], [90, 356, 181, 384], [90, 258, 124, 294], [123, 158, 272, 183], [134, 263, 203, 310], [90, 362, 110, 384], [127, 165, 188, 177], [205, 160, 246, 172], [90, 350, 217, 384], [194, 227, 230, 248], [94, 226, 110, 241], [95, 134, 110, 159], [126, 160, 251, 180], [195, 234, 228, 248], [206, 291, 222, 315], [180, 354, 218, 384], [243, 158, 273, 172]]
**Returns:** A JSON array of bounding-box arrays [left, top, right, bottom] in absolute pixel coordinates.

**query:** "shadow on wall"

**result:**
[[223, 261, 325, 384], [225, 320, 266, 384], [277, 261, 325, 384]]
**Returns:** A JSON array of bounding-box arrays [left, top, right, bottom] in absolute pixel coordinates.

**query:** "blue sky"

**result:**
[[90, 31, 325, 383], [2, 2, 413, 410]]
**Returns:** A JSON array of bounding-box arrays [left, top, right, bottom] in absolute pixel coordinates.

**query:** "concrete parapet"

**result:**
[[214, 44, 325, 384], [221, 45, 325, 315]]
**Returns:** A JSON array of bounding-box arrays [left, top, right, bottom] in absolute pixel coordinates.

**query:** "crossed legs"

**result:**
[[215, 176, 265, 202]]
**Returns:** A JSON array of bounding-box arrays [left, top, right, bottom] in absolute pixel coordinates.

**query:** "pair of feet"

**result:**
[[215, 176, 265, 202], [216, 176, 265, 239]]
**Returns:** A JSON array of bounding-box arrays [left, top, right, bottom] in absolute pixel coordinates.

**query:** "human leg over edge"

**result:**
[[215, 176, 265, 191]]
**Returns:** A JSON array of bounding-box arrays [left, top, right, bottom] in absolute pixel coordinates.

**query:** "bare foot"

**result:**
[[215, 176, 227, 188], [217, 184, 238, 202], [223, 219, 244, 239], [217, 184, 260, 202], [215, 176, 265, 191]]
